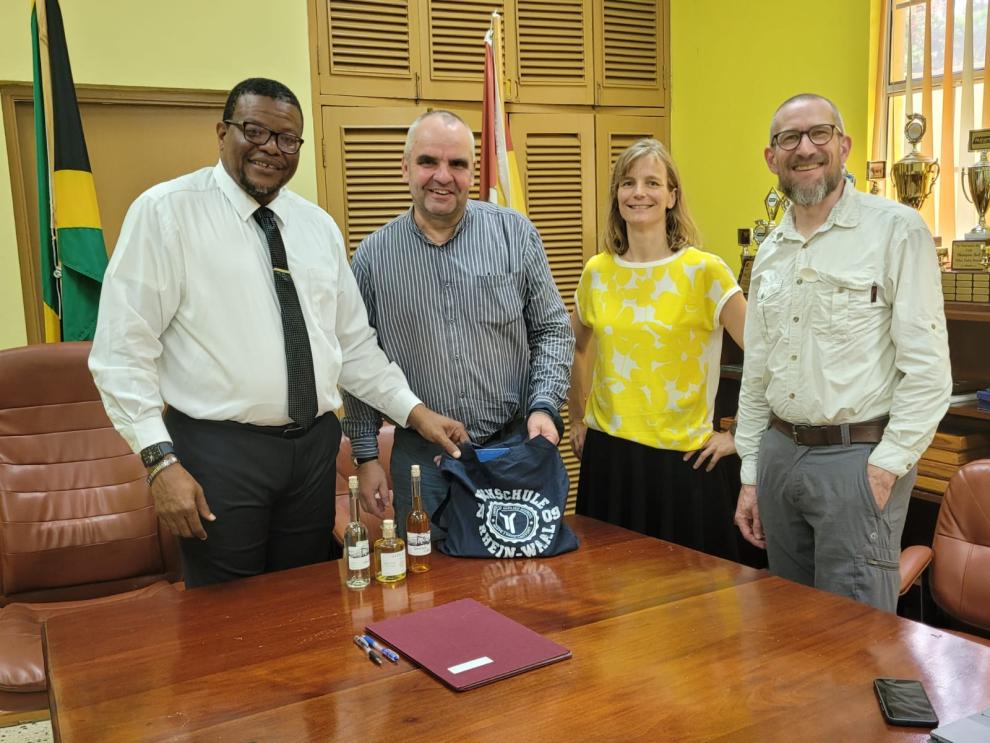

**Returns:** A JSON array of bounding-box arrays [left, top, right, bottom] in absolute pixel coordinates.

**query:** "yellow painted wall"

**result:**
[[0, 0, 315, 349], [670, 0, 871, 270]]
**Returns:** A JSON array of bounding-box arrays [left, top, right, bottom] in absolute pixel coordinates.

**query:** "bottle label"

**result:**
[[348, 540, 370, 570], [407, 531, 432, 556], [380, 549, 406, 577]]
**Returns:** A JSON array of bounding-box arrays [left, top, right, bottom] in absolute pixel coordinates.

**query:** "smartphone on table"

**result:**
[[874, 678, 939, 728]]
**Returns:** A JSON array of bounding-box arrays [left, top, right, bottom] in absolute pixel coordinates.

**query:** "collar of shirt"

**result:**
[[403, 201, 474, 246], [212, 161, 291, 227], [772, 181, 860, 246]]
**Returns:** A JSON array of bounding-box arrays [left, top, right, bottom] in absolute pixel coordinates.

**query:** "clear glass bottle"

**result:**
[[375, 518, 406, 584], [343, 475, 370, 589], [406, 464, 431, 573]]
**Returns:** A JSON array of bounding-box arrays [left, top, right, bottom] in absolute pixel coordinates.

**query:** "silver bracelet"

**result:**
[[146, 453, 179, 486]]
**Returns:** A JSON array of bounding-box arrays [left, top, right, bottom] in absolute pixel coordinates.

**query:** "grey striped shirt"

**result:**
[[341, 200, 574, 459]]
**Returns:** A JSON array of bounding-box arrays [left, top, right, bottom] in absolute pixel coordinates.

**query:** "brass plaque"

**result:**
[[951, 241, 989, 271], [968, 128, 990, 151]]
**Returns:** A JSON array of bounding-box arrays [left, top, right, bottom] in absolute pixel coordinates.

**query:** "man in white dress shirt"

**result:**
[[733, 93, 951, 611], [90, 78, 466, 587]]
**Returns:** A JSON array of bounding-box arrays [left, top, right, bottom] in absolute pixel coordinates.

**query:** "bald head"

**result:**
[[770, 93, 845, 143]]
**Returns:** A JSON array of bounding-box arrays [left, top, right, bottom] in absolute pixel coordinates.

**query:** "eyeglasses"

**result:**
[[771, 124, 840, 151], [224, 120, 304, 154]]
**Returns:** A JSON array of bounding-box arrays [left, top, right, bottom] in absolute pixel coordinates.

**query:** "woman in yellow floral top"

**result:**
[[569, 138, 746, 558]]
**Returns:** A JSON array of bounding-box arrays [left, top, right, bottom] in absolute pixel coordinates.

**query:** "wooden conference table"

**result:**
[[43, 517, 990, 741]]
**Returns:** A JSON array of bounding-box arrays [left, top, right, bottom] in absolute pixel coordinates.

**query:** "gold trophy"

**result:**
[[961, 129, 990, 241], [891, 114, 940, 209], [752, 188, 786, 247]]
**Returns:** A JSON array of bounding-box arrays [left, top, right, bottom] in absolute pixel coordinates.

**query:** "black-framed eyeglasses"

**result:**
[[224, 120, 304, 154], [771, 124, 841, 151]]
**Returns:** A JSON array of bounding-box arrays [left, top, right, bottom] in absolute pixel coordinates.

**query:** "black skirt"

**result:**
[[575, 427, 746, 563]]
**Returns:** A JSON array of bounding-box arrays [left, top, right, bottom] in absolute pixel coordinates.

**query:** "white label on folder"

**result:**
[[448, 656, 494, 675]]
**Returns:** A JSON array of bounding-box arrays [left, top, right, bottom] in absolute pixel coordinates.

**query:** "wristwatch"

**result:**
[[140, 441, 175, 468], [352, 456, 378, 468]]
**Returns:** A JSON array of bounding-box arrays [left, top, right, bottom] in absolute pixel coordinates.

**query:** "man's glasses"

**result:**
[[224, 120, 304, 154], [771, 124, 840, 151]]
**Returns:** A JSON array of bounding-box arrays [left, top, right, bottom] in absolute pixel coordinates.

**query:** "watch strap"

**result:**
[[140, 441, 175, 468]]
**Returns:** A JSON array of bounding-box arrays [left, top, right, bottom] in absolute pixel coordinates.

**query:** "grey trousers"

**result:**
[[756, 426, 916, 612]]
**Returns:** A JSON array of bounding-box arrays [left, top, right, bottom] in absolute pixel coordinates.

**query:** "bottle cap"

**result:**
[[411, 464, 420, 477], [382, 519, 395, 538], [348, 475, 358, 488]]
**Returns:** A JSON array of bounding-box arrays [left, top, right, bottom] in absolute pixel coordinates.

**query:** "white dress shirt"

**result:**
[[90, 162, 421, 453], [735, 184, 951, 484]]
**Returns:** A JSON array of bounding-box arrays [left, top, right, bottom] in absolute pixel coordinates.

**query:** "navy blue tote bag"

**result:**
[[435, 435, 579, 558]]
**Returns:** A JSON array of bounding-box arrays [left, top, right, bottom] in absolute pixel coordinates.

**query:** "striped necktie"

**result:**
[[253, 207, 317, 429]]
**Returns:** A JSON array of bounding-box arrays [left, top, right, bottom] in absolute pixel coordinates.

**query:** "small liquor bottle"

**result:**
[[406, 464, 431, 573], [343, 475, 370, 589], [374, 519, 406, 584]]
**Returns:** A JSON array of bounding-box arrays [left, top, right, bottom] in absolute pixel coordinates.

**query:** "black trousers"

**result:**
[[164, 409, 342, 588]]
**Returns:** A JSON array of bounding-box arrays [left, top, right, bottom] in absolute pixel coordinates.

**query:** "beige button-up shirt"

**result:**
[[735, 184, 951, 484]]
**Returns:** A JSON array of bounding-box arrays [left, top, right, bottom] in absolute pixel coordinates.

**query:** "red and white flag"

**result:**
[[480, 12, 526, 215]]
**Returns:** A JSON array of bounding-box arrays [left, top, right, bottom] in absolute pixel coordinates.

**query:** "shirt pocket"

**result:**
[[474, 272, 524, 326], [304, 267, 339, 339], [809, 270, 876, 341], [756, 270, 786, 342]]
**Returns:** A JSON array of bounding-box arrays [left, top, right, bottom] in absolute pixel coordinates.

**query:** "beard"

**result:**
[[778, 157, 844, 207]]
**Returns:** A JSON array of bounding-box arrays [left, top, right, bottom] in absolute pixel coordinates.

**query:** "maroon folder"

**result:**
[[366, 598, 571, 691]]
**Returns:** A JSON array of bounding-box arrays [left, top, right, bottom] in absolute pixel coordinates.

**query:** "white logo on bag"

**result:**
[[473, 488, 560, 558]]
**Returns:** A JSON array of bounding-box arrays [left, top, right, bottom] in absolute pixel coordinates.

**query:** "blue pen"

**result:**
[[362, 634, 400, 663], [353, 635, 382, 666]]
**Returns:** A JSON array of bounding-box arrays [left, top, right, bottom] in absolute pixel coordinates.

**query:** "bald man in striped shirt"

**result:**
[[342, 110, 574, 537]]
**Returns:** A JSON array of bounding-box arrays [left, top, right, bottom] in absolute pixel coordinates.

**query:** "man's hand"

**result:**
[[867, 464, 897, 512], [683, 430, 736, 471], [570, 420, 587, 458], [151, 462, 215, 540], [407, 404, 468, 458], [357, 460, 391, 518], [734, 484, 766, 549], [527, 410, 560, 445]]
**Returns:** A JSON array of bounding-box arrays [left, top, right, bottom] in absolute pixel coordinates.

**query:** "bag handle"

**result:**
[[431, 490, 452, 528]]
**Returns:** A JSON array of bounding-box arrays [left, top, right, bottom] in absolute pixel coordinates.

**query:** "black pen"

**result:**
[[361, 634, 400, 663], [353, 635, 382, 666]]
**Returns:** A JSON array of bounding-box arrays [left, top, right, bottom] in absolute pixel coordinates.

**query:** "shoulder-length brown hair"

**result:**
[[603, 138, 701, 255]]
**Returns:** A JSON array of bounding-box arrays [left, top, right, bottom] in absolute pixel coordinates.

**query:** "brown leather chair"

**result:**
[[0, 342, 180, 717], [333, 424, 396, 546], [899, 459, 990, 636]]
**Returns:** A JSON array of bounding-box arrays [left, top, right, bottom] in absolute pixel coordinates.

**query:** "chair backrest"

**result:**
[[931, 459, 990, 631], [334, 425, 395, 544], [0, 342, 179, 605]]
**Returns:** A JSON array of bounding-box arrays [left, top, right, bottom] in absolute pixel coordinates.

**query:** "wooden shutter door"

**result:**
[[317, 0, 419, 98], [418, 0, 506, 101], [510, 112, 596, 512], [321, 106, 482, 254], [594, 114, 669, 237], [593, 0, 667, 107], [510, 0, 593, 104]]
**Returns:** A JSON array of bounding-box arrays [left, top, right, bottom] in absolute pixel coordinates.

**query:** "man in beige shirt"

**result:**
[[733, 93, 950, 612]]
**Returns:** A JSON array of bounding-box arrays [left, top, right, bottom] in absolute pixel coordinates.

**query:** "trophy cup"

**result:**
[[891, 114, 940, 209], [951, 129, 990, 280], [961, 129, 990, 240]]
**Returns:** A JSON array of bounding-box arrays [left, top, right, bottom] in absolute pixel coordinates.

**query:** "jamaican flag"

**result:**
[[31, 0, 107, 342]]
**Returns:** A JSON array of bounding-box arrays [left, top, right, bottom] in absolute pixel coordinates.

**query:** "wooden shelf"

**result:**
[[946, 402, 990, 421], [945, 301, 990, 322]]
